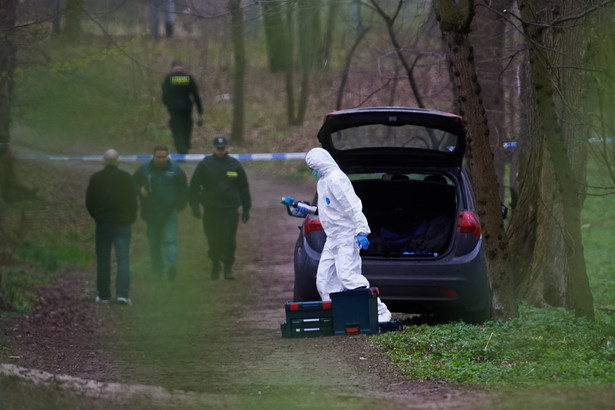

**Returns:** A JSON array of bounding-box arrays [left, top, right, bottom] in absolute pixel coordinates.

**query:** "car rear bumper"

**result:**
[[294, 240, 491, 318], [362, 247, 490, 313]]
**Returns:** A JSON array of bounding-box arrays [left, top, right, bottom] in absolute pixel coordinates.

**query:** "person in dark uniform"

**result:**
[[162, 61, 203, 154], [133, 145, 188, 281], [86, 149, 138, 305], [189, 137, 251, 280]]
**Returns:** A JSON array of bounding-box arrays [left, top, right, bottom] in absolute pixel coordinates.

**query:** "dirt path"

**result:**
[[0, 153, 498, 409]]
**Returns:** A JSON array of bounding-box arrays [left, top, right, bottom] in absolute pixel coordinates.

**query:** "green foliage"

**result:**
[[13, 34, 156, 153], [375, 304, 615, 386], [15, 240, 92, 270], [374, 158, 615, 387], [1, 267, 53, 312], [581, 159, 615, 310]]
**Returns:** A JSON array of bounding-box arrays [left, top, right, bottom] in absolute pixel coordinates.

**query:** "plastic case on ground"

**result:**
[[330, 287, 379, 335], [280, 301, 334, 338], [280, 290, 404, 337]]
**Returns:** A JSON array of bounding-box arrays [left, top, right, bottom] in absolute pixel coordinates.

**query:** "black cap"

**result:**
[[213, 137, 228, 148]]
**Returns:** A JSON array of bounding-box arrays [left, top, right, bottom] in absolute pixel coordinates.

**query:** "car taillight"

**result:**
[[457, 211, 481, 237], [303, 215, 323, 235], [439, 288, 459, 298]]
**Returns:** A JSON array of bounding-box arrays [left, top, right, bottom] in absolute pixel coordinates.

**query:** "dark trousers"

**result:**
[[168, 111, 193, 154], [202, 207, 239, 267], [95, 223, 131, 300]]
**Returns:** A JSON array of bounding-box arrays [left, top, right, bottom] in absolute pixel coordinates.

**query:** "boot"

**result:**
[[224, 263, 234, 280], [211, 261, 221, 280]]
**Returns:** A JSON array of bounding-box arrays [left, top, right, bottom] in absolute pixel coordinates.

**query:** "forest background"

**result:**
[[1, 0, 615, 331]]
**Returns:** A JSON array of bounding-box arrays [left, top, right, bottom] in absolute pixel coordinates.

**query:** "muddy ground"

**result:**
[[0, 151, 612, 409]]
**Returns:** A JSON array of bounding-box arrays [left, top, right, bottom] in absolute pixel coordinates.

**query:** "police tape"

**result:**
[[12, 152, 309, 162]]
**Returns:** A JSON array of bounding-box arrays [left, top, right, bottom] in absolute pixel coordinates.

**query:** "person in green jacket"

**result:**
[[189, 137, 251, 280], [133, 145, 188, 281]]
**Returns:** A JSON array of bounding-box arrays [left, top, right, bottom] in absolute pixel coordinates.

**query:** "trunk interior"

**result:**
[[352, 176, 457, 257]]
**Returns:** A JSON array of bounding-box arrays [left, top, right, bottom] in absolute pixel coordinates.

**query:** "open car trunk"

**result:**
[[352, 176, 457, 257]]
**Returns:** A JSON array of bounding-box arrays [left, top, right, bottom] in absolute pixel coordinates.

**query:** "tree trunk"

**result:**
[[283, 1, 295, 125], [293, 0, 321, 125], [51, 0, 62, 35], [336, 25, 368, 110], [64, 0, 83, 42], [433, 0, 518, 320], [229, 0, 245, 143], [515, 0, 594, 320], [321, 0, 340, 70], [0, 0, 19, 312], [0, 0, 18, 200], [262, 0, 290, 73], [472, 0, 516, 202]]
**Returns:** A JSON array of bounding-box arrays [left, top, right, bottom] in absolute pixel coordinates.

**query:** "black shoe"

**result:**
[[167, 266, 177, 282], [224, 265, 234, 280], [211, 261, 221, 280]]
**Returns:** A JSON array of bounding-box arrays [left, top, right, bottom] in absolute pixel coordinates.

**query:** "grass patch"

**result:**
[[375, 304, 615, 386], [0, 266, 56, 312], [375, 158, 615, 387], [15, 241, 92, 271]]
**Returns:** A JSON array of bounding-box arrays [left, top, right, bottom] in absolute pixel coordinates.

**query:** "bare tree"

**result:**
[[229, 0, 245, 142], [367, 0, 427, 108], [261, 0, 325, 125], [64, 0, 84, 41], [0, 0, 19, 312], [0, 0, 19, 200], [433, 0, 518, 320], [509, 0, 599, 320], [472, 0, 518, 202]]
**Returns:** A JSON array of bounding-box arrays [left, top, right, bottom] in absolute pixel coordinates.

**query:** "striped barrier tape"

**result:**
[[12, 152, 309, 162]]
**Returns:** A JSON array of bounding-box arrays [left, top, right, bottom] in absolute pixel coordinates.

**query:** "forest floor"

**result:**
[[0, 147, 502, 409], [2, 135, 613, 409]]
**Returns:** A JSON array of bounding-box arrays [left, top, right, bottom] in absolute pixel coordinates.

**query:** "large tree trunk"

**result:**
[[0, 0, 18, 200], [472, 0, 517, 202], [229, 0, 245, 143], [293, 0, 321, 125], [262, 0, 290, 73], [0, 0, 19, 312], [433, 0, 518, 320], [514, 0, 594, 320], [64, 0, 83, 42]]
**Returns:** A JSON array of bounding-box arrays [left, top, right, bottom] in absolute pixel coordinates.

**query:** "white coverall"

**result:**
[[305, 148, 392, 322]]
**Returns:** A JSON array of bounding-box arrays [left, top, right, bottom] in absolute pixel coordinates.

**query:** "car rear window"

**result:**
[[330, 124, 459, 153]]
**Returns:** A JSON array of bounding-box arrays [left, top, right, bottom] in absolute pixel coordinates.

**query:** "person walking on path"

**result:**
[[162, 60, 203, 154], [189, 137, 251, 280], [133, 145, 188, 281], [86, 149, 138, 305], [283, 147, 392, 322]]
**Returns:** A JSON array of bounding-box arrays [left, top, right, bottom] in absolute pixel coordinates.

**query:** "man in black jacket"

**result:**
[[190, 137, 251, 280], [86, 149, 138, 305], [162, 60, 203, 154]]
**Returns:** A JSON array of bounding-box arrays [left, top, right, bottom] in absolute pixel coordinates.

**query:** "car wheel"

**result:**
[[461, 303, 492, 324]]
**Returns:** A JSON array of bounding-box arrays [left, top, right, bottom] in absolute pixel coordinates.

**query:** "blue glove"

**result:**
[[296, 204, 310, 216], [289, 204, 309, 217], [357, 234, 370, 250], [282, 196, 297, 207]]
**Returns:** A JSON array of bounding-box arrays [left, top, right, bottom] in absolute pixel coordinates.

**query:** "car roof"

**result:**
[[317, 107, 466, 172]]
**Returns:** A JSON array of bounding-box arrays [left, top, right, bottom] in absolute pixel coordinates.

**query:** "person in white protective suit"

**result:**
[[286, 147, 392, 322]]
